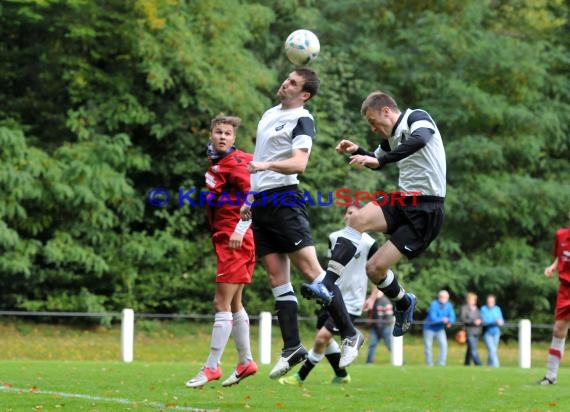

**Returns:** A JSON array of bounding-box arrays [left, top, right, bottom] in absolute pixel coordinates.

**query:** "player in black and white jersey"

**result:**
[[240, 69, 363, 379], [302, 91, 446, 347], [280, 205, 379, 386]]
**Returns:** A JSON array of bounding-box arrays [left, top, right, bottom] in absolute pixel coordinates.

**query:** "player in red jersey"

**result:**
[[186, 114, 257, 388], [538, 217, 570, 385]]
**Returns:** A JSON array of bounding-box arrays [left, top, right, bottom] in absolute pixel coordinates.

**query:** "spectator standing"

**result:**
[[366, 290, 394, 364], [459, 292, 482, 366], [423, 290, 456, 366], [480, 294, 504, 368]]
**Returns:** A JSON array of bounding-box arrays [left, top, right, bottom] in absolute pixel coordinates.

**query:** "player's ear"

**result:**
[[301, 91, 311, 102]]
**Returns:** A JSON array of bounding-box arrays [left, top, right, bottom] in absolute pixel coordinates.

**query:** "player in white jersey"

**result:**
[[240, 69, 362, 379], [302, 91, 446, 343], [280, 205, 379, 386]]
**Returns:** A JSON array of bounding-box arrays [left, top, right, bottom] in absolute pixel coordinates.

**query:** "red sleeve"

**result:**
[[230, 152, 252, 193]]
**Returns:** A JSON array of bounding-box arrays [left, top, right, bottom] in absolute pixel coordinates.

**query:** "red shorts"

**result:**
[[212, 231, 255, 284], [555, 282, 570, 320]]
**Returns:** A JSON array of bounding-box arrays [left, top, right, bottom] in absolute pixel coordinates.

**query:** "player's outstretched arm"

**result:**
[[336, 139, 359, 154], [349, 154, 380, 170], [544, 258, 558, 277]]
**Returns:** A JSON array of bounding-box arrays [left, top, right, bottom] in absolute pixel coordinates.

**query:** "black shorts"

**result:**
[[251, 185, 315, 258], [316, 307, 359, 335], [378, 193, 445, 259]]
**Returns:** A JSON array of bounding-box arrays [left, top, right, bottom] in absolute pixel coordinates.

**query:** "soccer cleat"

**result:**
[[221, 360, 258, 387], [537, 376, 557, 385], [269, 345, 308, 379], [300, 282, 333, 306], [339, 330, 364, 368], [185, 365, 222, 388], [331, 374, 351, 384], [393, 293, 416, 337], [279, 373, 304, 386]]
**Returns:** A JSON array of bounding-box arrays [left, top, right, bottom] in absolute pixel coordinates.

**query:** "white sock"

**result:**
[[308, 348, 325, 364], [205, 311, 233, 369], [546, 336, 565, 380], [272, 283, 297, 302], [232, 309, 253, 364], [313, 271, 326, 284], [325, 339, 341, 355]]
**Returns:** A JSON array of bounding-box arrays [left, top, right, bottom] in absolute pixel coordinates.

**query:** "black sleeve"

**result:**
[[366, 241, 379, 260], [292, 117, 315, 140], [356, 141, 391, 156], [354, 146, 376, 157], [377, 110, 434, 166], [379, 140, 391, 153], [354, 140, 390, 162]]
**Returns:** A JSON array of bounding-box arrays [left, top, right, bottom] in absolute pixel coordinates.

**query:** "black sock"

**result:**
[[275, 299, 300, 349], [326, 353, 347, 377], [325, 284, 357, 338], [298, 358, 317, 381], [378, 275, 410, 311], [323, 237, 357, 289]]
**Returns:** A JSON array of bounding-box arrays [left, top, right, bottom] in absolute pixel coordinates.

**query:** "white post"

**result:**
[[259, 311, 272, 365], [518, 319, 532, 369], [121, 308, 134, 363], [391, 335, 403, 366]]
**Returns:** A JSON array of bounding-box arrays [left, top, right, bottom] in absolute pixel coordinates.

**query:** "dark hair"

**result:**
[[361, 91, 399, 115], [210, 113, 241, 131], [295, 68, 320, 100]]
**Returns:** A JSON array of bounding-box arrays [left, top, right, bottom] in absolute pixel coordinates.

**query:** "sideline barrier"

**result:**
[[519, 319, 532, 368], [259, 311, 272, 365], [0, 311, 538, 366], [391, 335, 404, 366], [121, 308, 134, 363]]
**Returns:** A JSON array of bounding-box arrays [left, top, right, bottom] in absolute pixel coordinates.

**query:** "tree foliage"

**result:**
[[1, 0, 568, 325]]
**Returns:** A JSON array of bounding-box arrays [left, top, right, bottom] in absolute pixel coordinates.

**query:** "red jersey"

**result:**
[[554, 227, 570, 283], [205, 149, 253, 234]]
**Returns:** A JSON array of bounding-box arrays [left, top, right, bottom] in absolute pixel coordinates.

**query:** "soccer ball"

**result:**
[[284, 29, 320, 66]]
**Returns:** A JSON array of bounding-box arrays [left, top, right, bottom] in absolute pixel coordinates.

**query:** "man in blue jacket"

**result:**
[[423, 290, 456, 366]]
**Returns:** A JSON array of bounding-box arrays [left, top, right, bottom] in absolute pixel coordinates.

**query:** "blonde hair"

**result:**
[[210, 113, 241, 131]]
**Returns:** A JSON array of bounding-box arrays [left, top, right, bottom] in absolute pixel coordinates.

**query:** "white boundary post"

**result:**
[[121, 308, 134, 363], [259, 311, 272, 365], [391, 335, 403, 366], [518, 319, 532, 369]]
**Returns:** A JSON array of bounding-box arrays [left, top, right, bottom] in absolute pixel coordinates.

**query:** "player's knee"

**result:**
[[553, 320, 569, 338], [213, 295, 229, 312], [314, 334, 329, 348], [345, 209, 364, 231], [366, 261, 388, 282]]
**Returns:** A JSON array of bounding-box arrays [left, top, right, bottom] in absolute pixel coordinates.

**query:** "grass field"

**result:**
[[1, 320, 568, 411]]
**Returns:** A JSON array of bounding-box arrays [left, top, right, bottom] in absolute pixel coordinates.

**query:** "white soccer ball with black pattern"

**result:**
[[284, 29, 320, 66]]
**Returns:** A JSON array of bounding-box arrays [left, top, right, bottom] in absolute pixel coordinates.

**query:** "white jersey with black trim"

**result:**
[[375, 108, 446, 197], [329, 231, 376, 317], [251, 104, 315, 193]]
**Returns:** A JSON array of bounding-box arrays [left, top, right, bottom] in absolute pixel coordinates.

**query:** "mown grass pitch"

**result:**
[[1, 320, 568, 411], [1, 360, 569, 411]]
